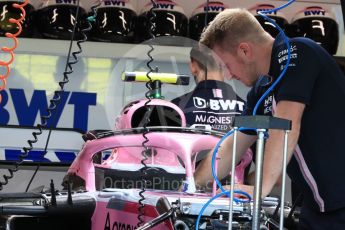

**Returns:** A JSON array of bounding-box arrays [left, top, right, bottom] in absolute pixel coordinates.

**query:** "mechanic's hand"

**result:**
[[217, 184, 254, 199]]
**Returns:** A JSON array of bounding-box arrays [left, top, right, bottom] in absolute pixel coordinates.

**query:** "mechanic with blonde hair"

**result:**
[[194, 8, 345, 229]]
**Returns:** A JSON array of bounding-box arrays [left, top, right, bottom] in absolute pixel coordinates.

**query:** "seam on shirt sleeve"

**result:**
[[276, 94, 310, 105]]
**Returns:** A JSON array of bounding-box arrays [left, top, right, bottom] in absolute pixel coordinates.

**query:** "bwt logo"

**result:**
[[194, 97, 207, 108], [204, 5, 225, 12], [304, 10, 326, 16], [256, 9, 277, 15], [0, 89, 97, 132], [153, 3, 175, 10], [193, 97, 244, 111], [56, 0, 77, 4], [104, 0, 126, 7]]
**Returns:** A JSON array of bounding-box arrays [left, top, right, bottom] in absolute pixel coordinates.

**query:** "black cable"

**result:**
[[0, 0, 99, 193], [24, 0, 102, 192], [25, 163, 40, 192], [25, 119, 55, 192], [0, 0, 79, 191], [137, 0, 157, 227], [23, 0, 82, 192]]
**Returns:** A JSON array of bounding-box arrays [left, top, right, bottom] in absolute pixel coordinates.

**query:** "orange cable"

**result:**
[[0, 0, 29, 103]]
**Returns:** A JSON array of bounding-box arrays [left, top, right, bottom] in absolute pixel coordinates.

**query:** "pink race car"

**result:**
[[0, 76, 295, 230], [65, 96, 257, 230]]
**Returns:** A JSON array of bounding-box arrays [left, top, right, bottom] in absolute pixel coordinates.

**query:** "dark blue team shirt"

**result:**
[[244, 33, 345, 212], [171, 80, 245, 133]]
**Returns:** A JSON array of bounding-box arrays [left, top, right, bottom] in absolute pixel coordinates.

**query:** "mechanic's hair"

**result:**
[[200, 8, 269, 52], [190, 44, 220, 72]]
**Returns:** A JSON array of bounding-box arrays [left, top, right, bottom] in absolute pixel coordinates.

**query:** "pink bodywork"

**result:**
[[68, 131, 220, 192], [92, 192, 176, 230], [67, 98, 253, 229], [115, 99, 187, 130], [68, 98, 253, 192]]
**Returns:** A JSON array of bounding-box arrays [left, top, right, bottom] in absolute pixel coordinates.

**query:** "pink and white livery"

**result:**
[[0, 75, 287, 230]]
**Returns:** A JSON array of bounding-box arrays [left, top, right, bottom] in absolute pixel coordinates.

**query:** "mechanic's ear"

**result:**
[[237, 43, 252, 61], [189, 60, 199, 77]]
